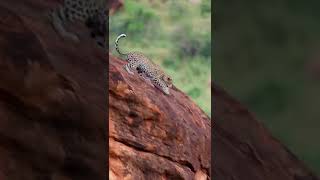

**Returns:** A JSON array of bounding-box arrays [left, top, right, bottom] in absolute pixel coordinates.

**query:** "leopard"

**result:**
[[49, 0, 107, 49], [115, 33, 173, 95]]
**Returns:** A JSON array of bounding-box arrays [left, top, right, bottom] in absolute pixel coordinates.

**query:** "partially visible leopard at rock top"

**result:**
[[49, 0, 107, 49], [115, 33, 173, 95]]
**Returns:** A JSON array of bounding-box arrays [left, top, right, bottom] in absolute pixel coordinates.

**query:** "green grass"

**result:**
[[109, 0, 211, 117]]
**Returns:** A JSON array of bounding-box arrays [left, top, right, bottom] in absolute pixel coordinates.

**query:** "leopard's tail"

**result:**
[[115, 33, 127, 56]]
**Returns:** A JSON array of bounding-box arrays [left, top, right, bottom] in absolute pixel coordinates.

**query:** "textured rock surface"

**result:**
[[212, 83, 319, 180], [0, 1, 107, 179], [109, 54, 211, 179]]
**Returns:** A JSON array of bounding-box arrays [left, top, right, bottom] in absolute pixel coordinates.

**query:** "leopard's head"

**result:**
[[162, 75, 173, 88]]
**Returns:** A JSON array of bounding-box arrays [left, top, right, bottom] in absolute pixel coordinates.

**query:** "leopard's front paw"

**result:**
[[162, 87, 170, 95]]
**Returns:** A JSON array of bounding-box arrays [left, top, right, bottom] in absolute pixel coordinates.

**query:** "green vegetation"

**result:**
[[215, 0, 320, 175], [109, 0, 211, 116]]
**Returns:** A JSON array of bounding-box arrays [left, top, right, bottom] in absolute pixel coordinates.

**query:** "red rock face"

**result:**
[[212, 83, 319, 180], [0, 1, 107, 179], [109, 54, 212, 179], [108, 0, 124, 15]]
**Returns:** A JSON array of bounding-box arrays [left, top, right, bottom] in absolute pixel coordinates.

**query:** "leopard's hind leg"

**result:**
[[123, 59, 140, 75], [124, 63, 135, 75]]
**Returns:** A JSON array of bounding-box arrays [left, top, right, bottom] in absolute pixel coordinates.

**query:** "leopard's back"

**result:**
[[62, 0, 106, 21], [127, 52, 164, 78], [126, 52, 149, 69], [50, 0, 107, 48]]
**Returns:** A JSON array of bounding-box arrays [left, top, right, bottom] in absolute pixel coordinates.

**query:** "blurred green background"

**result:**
[[215, 0, 320, 175], [109, 0, 211, 117]]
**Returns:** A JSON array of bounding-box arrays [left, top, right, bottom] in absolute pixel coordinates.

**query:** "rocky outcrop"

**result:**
[[108, 54, 211, 179], [108, 0, 124, 15], [0, 1, 107, 179], [212, 83, 319, 180]]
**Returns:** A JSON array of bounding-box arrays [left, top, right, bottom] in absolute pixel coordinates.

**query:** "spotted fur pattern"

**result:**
[[115, 34, 173, 95], [49, 0, 107, 49]]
